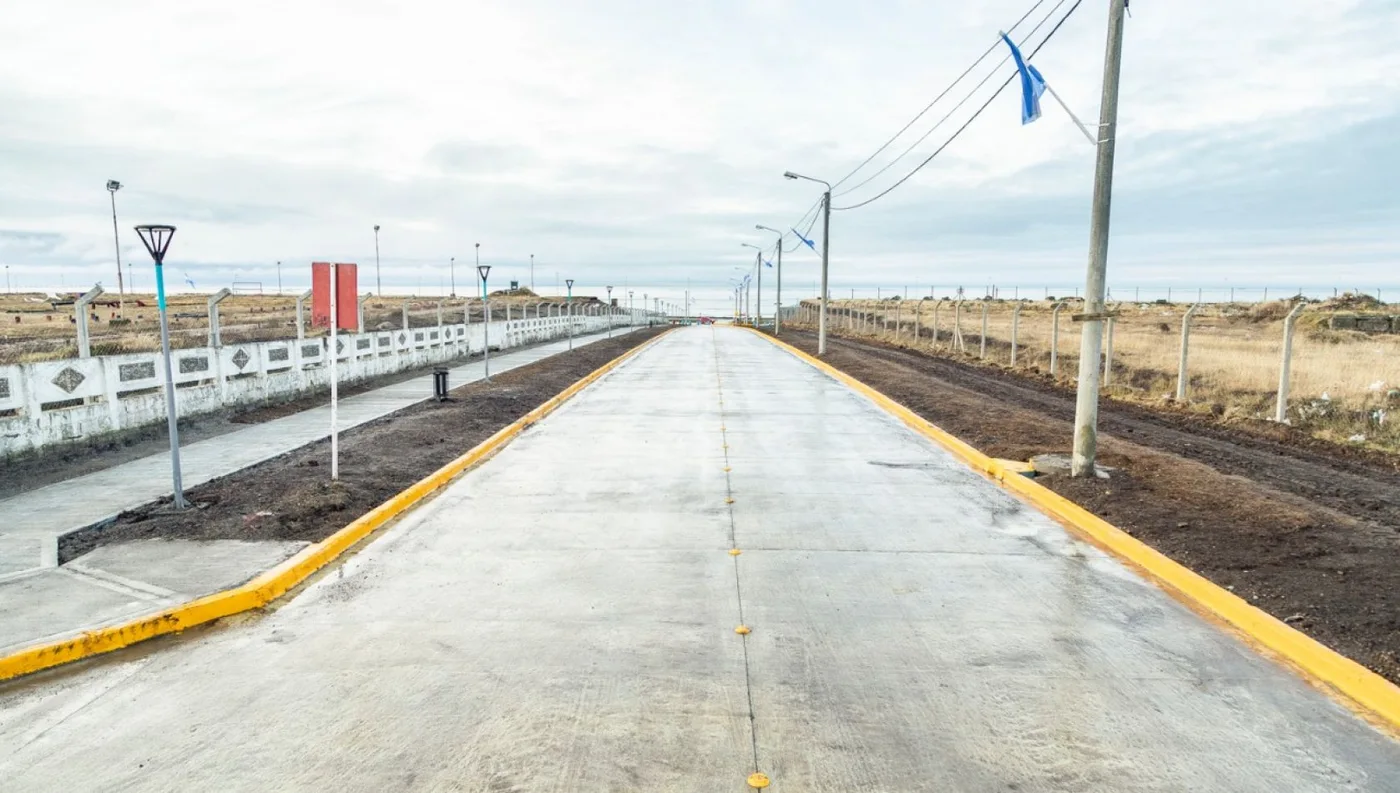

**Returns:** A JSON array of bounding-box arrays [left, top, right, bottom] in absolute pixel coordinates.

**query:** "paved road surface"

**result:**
[[2, 327, 1397, 791]]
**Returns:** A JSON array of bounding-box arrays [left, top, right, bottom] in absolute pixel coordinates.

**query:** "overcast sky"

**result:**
[[1, 0, 1396, 309]]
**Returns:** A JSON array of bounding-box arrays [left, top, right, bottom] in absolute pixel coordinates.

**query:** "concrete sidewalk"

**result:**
[[2, 326, 1398, 791]]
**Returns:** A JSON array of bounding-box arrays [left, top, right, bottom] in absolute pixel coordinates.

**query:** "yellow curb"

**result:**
[[0, 330, 673, 683], [746, 327, 1400, 734]]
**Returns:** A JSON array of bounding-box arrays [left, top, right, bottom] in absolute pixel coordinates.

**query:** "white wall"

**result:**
[[0, 315, 612, 457]]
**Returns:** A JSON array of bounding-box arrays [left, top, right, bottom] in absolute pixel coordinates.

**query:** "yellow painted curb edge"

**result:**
[[747, 327, 1400, 733], [0, 329, 672, 683]]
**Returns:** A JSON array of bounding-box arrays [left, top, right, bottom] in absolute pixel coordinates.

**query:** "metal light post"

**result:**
[[606, 286, 614, 337], [276, 260, 282, 295], [133, 224, 187, 509], [530, 254, 535, 292], [478, 264, 492, 381], [566, 278, 575, 351], [628, 291, 634, 327], [451, 254, 458, 298], [107, 180, 125, 313], [784, 171, 831, 354], [742, 243, 763, 326], [757, 225, 783, 334], [373, 224, 382, 296]]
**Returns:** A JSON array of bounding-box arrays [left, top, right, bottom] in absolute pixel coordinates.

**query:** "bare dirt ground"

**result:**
[[777, 329, 1400, 685], [57, 328, 666, 564]]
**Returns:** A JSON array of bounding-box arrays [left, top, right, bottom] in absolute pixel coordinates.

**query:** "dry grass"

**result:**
[[0, 289, 583, 365], [805, 298, 1400, 453]]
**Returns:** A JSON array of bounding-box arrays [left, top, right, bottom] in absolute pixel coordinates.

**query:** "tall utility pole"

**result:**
[[757, 225, 783, 333], [374, 225, 382, 296], [1070, 0, 1128, 478], [276, 261, 282, 295], [530, 254, 535, 292], [107, 180, 125, 313]]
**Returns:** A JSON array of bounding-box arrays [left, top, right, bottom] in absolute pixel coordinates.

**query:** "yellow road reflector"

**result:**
[[747, 772, 771, 788], [735, 625, 751, 635], [723, 466, 732, 472], [725, 497, 735, 504], [728, 548, 742, 556]]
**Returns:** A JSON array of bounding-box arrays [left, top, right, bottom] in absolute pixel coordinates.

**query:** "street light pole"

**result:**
[[276, 261, 282, 295], [478, 263, 492, 381], [784, 171, 831, 354], [133, 224, 187, 509], [566, 278, 575, 351], [107, 180, 125, 314], [607, 286, 614, 337], [530, 254, 535, 292], [757, 225, 783, 334], [1070, 0, 1128, 479], [373, 224, 382, 296], [742, 243, 763, 326]]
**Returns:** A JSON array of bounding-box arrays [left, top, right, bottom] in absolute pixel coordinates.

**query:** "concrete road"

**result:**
[[2, 326, 1397, 792]]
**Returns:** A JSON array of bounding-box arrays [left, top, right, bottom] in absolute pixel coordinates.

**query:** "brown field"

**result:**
[[0, 289, 589, 365], [800, 294, 1400, 453]]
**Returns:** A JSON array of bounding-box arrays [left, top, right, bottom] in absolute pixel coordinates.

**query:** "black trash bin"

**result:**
[[433, 367, 449, 401]]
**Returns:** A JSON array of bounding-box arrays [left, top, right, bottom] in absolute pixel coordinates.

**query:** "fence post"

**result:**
[[357, 293, 371, 334], [1051, 302, 1065, 376], [979, 301, 989, 359], [1103, 310, 1116, 387], [75, 284, 104, 358], [402, 299, 411, 330], [932, 300, 942, 348], [914, 301, 923, 345], [895, 301, 902, 342], [1176, 303, 1200, 401], [1010, 304, 1022, 366], [954, 300, 965, 353], [296, 289, 312, 341], [1274, 301, 1307, 422], [207, 288, 232, 348]]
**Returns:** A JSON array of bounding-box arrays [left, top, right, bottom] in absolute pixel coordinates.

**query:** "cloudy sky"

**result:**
[[2, 0, 1396, 310]]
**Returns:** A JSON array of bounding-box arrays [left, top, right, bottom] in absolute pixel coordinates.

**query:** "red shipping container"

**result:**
[[311, 262, 359, 330]]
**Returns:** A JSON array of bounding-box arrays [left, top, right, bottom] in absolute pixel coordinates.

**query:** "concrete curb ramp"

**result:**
[[749, 327, 1400, 735], [0, 330, 672, 683]]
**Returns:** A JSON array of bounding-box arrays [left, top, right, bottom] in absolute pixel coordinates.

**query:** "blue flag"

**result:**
[[763, 260, 773, 268], [1000, 32, 1046, 125], [791, 228, 817, 251]]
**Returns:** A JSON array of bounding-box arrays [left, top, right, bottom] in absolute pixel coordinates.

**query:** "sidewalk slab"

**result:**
[[1, 327, 1397, 792]]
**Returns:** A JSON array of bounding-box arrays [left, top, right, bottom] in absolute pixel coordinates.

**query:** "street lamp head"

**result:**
[[133, 224, 176, 265], [374, 224, 380, 232], [107, 180, 122, 193], [783, 172, 798, 180]]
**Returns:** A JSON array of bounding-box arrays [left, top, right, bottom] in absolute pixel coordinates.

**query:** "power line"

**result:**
[[830, 0, 1051, 191], [833, 0, 1070, 200], [833, 0, 1086, 212]]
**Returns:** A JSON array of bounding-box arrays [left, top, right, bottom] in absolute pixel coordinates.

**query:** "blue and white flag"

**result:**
[[791, 228, 817, 251], [1000, 32, 1046, 125]]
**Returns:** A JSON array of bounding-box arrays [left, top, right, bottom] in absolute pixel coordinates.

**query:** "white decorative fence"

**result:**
[[0, 315, 610, 457]]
